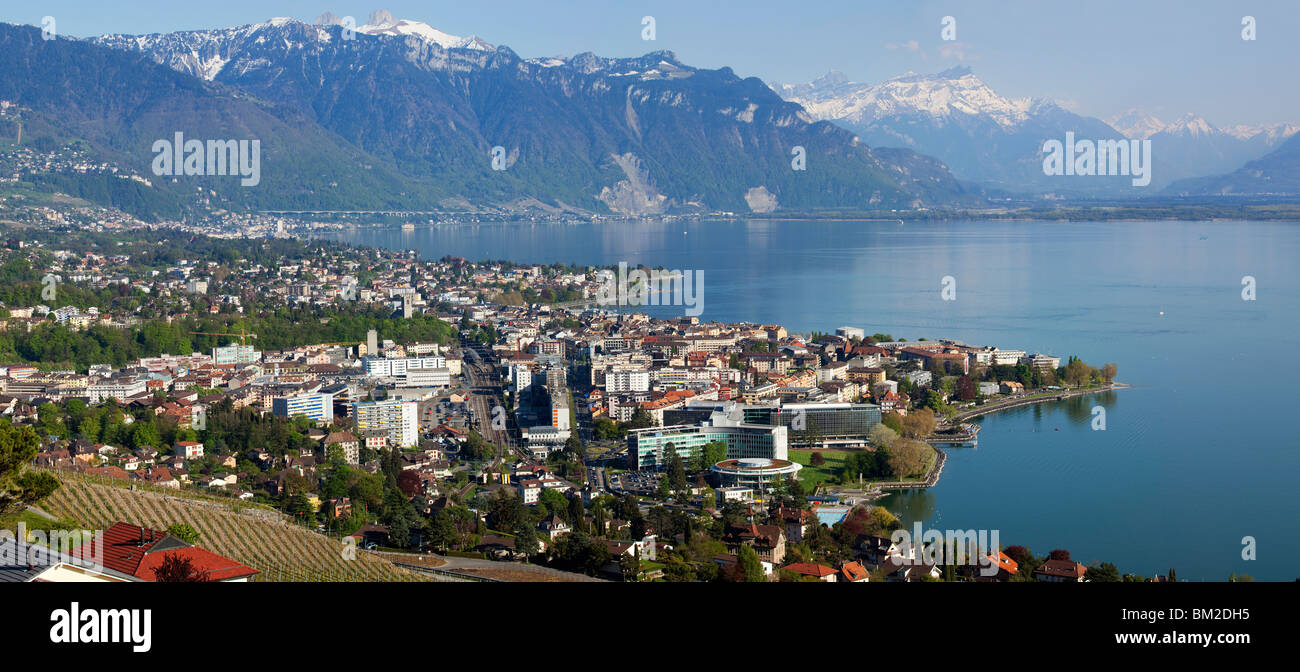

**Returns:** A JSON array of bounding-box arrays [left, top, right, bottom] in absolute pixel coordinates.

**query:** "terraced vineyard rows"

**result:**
[[41, 471, 427, 582]]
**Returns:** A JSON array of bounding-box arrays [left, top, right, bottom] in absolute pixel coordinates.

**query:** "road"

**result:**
[[434, 554, 607, 582]]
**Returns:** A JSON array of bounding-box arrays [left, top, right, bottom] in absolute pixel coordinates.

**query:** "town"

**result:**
[[0, 223, 1161, 584]]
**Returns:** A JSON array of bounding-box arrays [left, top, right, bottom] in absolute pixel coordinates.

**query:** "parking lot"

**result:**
[[610, 470, 662, 495]]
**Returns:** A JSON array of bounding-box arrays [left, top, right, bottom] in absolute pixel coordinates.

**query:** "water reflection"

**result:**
[[879, 488, 937, 523]]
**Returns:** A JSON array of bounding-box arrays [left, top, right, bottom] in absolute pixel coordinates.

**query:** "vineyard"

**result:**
[[39, 469, 430, 582]]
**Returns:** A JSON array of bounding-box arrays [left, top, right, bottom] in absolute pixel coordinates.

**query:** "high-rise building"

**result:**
[[272, 392, 335, 423], [352, 399, 419, 448], [212, 345, 261, 366]]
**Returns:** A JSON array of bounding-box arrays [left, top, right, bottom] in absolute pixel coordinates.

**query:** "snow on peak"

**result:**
[[1160, 113, 1218, 137], [1106, 108, 1165, 139], [356, 13, 492, 50], [1221, 122, 1300, 142], [777, 67, 1033, 130]]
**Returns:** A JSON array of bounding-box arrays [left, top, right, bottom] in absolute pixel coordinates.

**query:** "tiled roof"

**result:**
[[74, 522, 257, 581], [783, 562, 837, 577]]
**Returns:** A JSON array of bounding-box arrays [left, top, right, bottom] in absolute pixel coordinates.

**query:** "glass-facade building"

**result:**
[[626, 412, 788, 470], [760, 403, 881, 448]]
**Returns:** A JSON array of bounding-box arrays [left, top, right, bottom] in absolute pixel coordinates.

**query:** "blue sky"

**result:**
[[5, 0, 1296, 126]]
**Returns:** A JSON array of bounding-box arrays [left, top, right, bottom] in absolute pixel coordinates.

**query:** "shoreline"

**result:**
[[825, 382, 1129, 500], [950, 382, 1128, 425]]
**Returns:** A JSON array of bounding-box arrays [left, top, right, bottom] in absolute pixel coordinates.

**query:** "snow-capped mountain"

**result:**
[[775, 67, 1035, 131], [778, 68, 1296, 194], [1109, 110, 1298, 145], [93, 12, 494, 83], [349, 9, 492, 51], [1105, 111, 1299, 188], [1106, 109, 1167, 140], [10, 18, 971, 216], [775, 67, 1126, 194], [1222, 122, 1300, 142]]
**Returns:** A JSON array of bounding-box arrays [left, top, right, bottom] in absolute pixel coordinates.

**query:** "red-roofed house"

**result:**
[[1034, 559, 1087, 583], [782, 562, 838, 582], [174, 441, 204, 459], [840, 561, 870, 583], [73, 522, 258, 582]]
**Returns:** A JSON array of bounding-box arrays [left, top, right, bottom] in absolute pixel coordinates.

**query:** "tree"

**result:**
[[666, 446, 687, 490], [429, 510, 458, 551], [564, 434, 586, 462], [492, 488, 529, 529], [655, 475, 672, 501], [898, 408, 937, 439], [955, 376, 977, 401], [396, 470, 423, 497], [388, 516, 411, 549], [810, 451, 825, 467], [1048, 549, 1072, 561], [620, 548, 641, 582], [152, 553, 210, 582], [627, 407, 654, 429], [886, 440, 932, 479], [736, 545, 766, 582], [166, 523, 202, 545], [701, 440, 728, 467], [568, 495, 587, 533], [513, 521, 540, 558], [0, 421, 57, 515], [537, 488, 567, 519], [591, 502, 608, 537], [1086, 562, 1120, 582], [868, 423, 898, 448]]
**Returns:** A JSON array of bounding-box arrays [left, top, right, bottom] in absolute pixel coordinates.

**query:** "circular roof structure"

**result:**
[[711, 457, 802, 478]]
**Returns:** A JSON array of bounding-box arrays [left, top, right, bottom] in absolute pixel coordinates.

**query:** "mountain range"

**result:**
[[0, 16, 974, 219], [774, 67, 1297, 196], [2, 12, 1296, 219]]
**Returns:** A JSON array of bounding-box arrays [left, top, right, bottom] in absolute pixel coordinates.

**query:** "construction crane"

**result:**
[[189, 325, 257, 347]]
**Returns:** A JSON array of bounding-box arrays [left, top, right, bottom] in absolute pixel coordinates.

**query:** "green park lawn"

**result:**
[[789, 450, 847, 487]]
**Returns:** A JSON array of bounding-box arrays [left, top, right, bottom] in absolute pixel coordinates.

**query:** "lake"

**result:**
[[318, 218, 1300, 580]]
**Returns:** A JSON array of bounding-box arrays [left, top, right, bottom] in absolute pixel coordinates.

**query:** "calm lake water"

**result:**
[[319, 219, 1300, 580]]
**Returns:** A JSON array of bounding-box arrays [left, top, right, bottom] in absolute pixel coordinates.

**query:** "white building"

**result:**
[[212, 345, 261, 366], [352, 400, 419, 448], [87, 377, 148, 404], [990, 349, 1027, 366], [836, 326, 865, 341], [272, 392, 335, 423], [606, 369, 650, 393], [363, 356, 446, 378], [402, 368, 451, 388]]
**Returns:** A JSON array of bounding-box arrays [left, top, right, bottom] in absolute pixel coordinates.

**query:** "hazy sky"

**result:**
[[5, 0, 1296, 126]]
